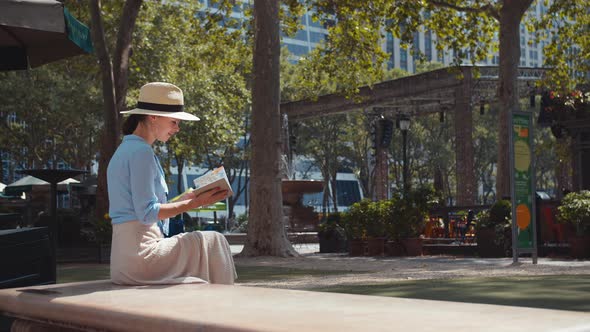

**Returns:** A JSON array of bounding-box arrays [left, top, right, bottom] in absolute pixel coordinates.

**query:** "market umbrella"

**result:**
[[4, 175, 49, 196], [0, 0, 93, 70], [192, 201, 227, 213], [14, 169, 87, 283], [4, 175, 80, 196]]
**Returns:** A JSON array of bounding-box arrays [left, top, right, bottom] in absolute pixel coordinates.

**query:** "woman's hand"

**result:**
[[189, 187, 228, 209], [176, 189, 196, 202]]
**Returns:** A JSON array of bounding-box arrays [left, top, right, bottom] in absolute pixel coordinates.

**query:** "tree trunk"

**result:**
[[496, 1, 533, 200], [89, 0, 118, 219], [176, 154, 184, 196], [90, 0, 143, 219], [240, 0, 297, 257], [330, 173, 339, 213], [113, 0, 143, 115]]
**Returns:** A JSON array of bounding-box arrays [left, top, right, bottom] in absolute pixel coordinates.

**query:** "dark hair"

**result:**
[[122, 114, 147, 135]]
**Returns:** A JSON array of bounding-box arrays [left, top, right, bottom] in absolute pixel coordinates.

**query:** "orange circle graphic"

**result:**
[[516, 204, 531, 230]]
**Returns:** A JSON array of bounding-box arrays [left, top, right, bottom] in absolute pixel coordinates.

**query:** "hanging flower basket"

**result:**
[[540, 90, 590, 127]]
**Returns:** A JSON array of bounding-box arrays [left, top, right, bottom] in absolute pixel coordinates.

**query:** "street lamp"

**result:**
[[398, 115, 411, 195]]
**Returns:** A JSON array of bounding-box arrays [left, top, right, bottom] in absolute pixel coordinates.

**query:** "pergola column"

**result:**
[[454, 69, 476, 205], [374, 145, 388, 200]]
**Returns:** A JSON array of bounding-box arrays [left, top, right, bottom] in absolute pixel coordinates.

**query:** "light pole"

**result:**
[[398, 115, 411, 195]]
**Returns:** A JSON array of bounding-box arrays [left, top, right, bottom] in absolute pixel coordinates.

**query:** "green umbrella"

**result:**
[[191, 201, 227, 213], [169, 191, 227, 212]]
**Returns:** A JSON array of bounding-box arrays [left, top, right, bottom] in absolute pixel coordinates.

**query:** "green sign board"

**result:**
[[64, 8, 94, 54], [511, 112, 535, 250]]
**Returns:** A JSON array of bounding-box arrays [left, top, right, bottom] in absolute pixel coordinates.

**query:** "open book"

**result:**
[[171, 166, 233, 202]]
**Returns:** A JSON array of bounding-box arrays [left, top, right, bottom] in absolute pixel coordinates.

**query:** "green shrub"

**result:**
[[476, 200, 512, 255], [93, 213, 113, 244], [365, 200, 391, 238], [343, 199, 372, 240], [234, 213, 248, 233], [389, 186, 438, 239], [557, 190, 590, 236], [318, 212, 342, 233]]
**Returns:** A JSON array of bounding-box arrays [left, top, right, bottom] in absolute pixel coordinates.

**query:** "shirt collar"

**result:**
[[123, 134, 149, 145]]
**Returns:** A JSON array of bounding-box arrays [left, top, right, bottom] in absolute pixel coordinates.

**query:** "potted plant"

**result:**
[[366, 200, 391, 256], [344, 199, 371, 256], [557, 191, 590, 258], [391, 187, 436, 256], [317, 212, 347, 253], [476, 200, 512, 257], [89, 213, 113, 263]]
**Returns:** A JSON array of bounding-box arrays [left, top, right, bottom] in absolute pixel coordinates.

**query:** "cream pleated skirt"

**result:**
[[110, 221, 236, 285]]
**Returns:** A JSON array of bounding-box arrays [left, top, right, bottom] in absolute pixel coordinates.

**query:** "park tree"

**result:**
[[88, 0, 143, 218], [533, 0, 590, 92], [240, 0, 300, 257], [0, 60, 101, 182], [126, 2, 250, 203], [296, 115, 352, 213], [302, 0, 590, 200], [88, 0, 250, 219], [301, 0, 529, 202]]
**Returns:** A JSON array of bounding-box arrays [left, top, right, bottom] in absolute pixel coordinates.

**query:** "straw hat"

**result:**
[[121, 82, 200, 121]]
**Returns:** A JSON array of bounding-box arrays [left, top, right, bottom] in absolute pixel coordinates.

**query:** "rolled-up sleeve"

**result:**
[[129, 147, 161, 224]]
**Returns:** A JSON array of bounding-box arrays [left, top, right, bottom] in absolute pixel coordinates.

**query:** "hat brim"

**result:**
[[121, 108, 200, 121]]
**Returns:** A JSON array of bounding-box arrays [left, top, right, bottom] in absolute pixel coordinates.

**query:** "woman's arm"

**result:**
[[157, 188, 228, 220]]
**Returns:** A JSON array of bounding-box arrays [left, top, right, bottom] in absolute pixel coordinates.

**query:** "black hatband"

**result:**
[[137, 101, 183, 113]]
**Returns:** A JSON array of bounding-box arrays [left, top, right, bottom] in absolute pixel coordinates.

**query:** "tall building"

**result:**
[[382, 2, 549, 72], [198, 1, 551, 73]]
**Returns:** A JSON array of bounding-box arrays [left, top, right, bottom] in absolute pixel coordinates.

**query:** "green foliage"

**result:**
[[233, 213, 249, 233], [130, 1, 250, 175], [84, 213, 113, 245], [390, 186, 438, 239], [318, 212, 342, 233], [478, 199, 512, 229], [0, 60, 102, 176], [343, 199, 372, 240], [557, 191, 590, 236], [476, 200, 512, 253], [531, 0, 590, 92], [365, 200, 392, 238]]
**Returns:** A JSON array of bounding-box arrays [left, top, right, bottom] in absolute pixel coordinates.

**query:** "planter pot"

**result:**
[[386, 241, 404, 256], [318, 229, 347, 253], [401, 238, 423, 256], [568, 235, 590, 259], [348, 239, 365, 256], [367, 237, 386, 256], [476, 228, 505, 258]]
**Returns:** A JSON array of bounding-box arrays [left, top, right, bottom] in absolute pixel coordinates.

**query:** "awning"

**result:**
[[0, 0, 93, 70]]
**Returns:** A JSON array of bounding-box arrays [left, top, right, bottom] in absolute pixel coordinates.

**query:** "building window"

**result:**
[[309, 31, 326, 43], [400, 48, 408, 71], [286, 43, 309, 57], [425, 30, 432, 61], [386, 32, 394, 68]]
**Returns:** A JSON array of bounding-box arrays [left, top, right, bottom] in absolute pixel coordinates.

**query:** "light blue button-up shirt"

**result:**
[[107, 135, 168, 227]]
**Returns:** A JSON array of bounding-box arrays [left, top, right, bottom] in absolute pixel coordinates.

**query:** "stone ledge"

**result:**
[[0, 280, 589, 332]]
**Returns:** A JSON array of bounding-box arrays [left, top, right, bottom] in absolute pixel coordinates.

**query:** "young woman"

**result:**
[[107, 82, 236, 285]]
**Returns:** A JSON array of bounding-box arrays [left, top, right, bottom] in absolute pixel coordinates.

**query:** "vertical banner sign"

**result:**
[[510, 112, 537, 260]]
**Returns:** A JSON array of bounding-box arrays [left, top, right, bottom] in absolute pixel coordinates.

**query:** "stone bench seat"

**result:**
[[0, 280, 589, 331]]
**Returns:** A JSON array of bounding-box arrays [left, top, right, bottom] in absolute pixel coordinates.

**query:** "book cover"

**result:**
[[192, 166, 233, 199]]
